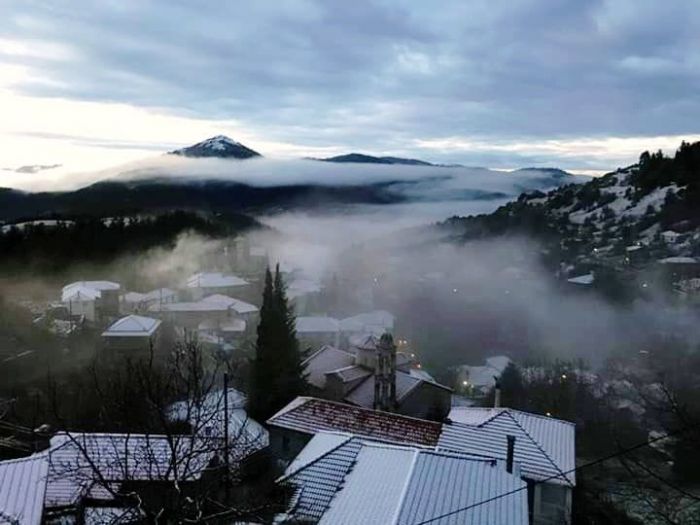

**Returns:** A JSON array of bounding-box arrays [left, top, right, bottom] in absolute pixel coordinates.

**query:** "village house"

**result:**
[[101, 314, 162, 355], [278, 431, 528, 525], [295, 316, 341, 351], [120, 288, 178, 314], [302, 334, 452, 420], [440, 406, 576, 525], [61, 280, 121, 322], [266, 396, 442, 466], [185, 272, 249, 301], [455, 355, 512, 398], [148, 294, 258, 332]]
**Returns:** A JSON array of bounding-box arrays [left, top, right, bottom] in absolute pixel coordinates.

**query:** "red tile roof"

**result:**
[[267, 397, 441, 447]]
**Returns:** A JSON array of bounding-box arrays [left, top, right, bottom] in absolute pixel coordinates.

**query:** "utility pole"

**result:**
[[223, 371, 230, 502]]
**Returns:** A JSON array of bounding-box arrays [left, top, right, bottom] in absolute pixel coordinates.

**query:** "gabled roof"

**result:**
[[143, 288, 177, 301], [61, 285, 101, 302], [344, 370, 452, 408], [439, 407, 576, 486], [339, 310, 395, 335], [0, 453, 48, 525], [281, 434, 527, 525], [302, 346, 356, 389], [267, 397, 441, 447], [101, 315, 161, 337], [326, 365, 372, 384], [45, 432, 214, 508], [296, 316, 340, 333], [200, 294, 259, 314], [62, 281, 120, 302], [186, 272, 248, 289]]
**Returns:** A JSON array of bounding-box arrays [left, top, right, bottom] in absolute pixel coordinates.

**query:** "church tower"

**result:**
[[373, 333, 397, 412]]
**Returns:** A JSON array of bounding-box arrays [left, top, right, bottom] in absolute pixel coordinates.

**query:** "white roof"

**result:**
[[121, 291, 147, 303], [186, 272, 248, 289], [340, 310, 394, 334], [150, 301, 228, 313], [144, 288, 177, 301], [659, 256, 698, 264], [201, 294, 259, 314], [0, 453, 48, 525], [168, 389, 268, 458], [287, 278, 323, 299], [485, 355, 511, 373], [302, 346, 356, 389], [102, 315, 161, 337], [440, 407, 576, 486], [296, 316, 340, 333], [567, 273, 594, 285], [284, 435, 528, 525], [45, 432, 213, 508], [62, 285, 101, 302]]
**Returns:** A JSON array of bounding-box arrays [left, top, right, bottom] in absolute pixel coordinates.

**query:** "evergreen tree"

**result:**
[[249, 265, 306, 421]]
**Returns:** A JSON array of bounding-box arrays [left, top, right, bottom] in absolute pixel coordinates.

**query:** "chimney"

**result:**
[[494, 376, 502, 408], [506, 435, 515, 473], [374, 333, 397, 411]]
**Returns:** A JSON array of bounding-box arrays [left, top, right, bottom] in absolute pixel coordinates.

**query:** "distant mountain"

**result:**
[[512, 167, 575, 180], [317, 153, 437, 166], [169, 136, 262, 159]]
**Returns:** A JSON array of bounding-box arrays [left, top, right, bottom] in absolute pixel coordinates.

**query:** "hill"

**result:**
[[316, 153, 438, 166], [440, 141, 700, 280]]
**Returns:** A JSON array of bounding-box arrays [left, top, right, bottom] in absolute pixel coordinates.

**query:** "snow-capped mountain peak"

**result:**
[[169, 136, 262, 159]]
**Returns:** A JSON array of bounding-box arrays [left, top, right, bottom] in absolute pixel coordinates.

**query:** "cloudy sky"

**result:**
[[1, 0, 699, 187]]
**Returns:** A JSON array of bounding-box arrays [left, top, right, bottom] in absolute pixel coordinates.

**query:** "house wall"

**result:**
[[65, 299, 96, 322], [268, 427, 312, 467], [102, 334, 158, 357], [398, 383, 451, 421], [532, 483, 572, 525]]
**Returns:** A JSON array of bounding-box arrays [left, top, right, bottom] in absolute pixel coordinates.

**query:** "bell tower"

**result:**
[[374, 333, 397, 412]]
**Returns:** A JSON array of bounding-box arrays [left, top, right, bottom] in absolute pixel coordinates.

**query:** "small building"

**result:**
[[440, 406, 576, 525], [302, 335, 452, 420], [185, 272, 249, 300], [266, 396, 442, 466], [279, 432, 528, 525], [61, 280, 121, 322], [455, 355, 512, 397], [148, 294, 256, 331], [296, 316, 341, 350], [101, 314, 161, 354]]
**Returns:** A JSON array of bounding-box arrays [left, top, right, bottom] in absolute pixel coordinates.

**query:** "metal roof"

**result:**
[[303, 346, 356, 389], [345, 370, 451, 408], [267, 397, 441, 447], [101, 315, 161, 337], [0, 453, 48, 525], [282, 435, 527, 525], [439, 408, 575, 486]]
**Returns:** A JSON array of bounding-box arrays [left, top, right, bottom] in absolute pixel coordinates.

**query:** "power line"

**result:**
[[413, 423, 699, 525]]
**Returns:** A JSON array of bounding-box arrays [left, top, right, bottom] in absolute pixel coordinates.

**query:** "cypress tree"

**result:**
[[249, 265, 306, 421]]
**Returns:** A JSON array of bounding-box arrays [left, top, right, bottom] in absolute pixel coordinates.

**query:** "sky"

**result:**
[[1, 0, 700, 189]]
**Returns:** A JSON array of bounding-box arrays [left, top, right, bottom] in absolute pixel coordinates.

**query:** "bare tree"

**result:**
[[45, 339, 284, 523]]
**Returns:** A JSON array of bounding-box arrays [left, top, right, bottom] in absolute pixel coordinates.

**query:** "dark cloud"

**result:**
[[1, 0, 699, 168]]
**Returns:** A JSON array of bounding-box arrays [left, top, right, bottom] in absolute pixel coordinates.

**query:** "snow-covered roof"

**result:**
[[186, 272, 248, 289], [143, 288, 177, 301], [61, 281, 120, 302], [344, 370, 451, 408], [281, 434, 527, 525], [296, 316, 340, 333], [326, 365, 373, 384], [458, 357, 511, 390], [101, 315, 161, 337], [485, 355, 512, 372], [287, 278, 322, 299], [339, 310, 395, 335], [302, 346, 356, 389], [567, 273, 595, 285], [200, 294, 258, 314], [62, 285, 101, 302], [440, 407, 576, 486], [168, 388, 268, 459], [45, 432, 214, 508], [658, 256, 698, 264], [267, 397, 442, 447], [120, 291, 147, 303], [149, 300, 229, 313], [0, 453, 48, 525]]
